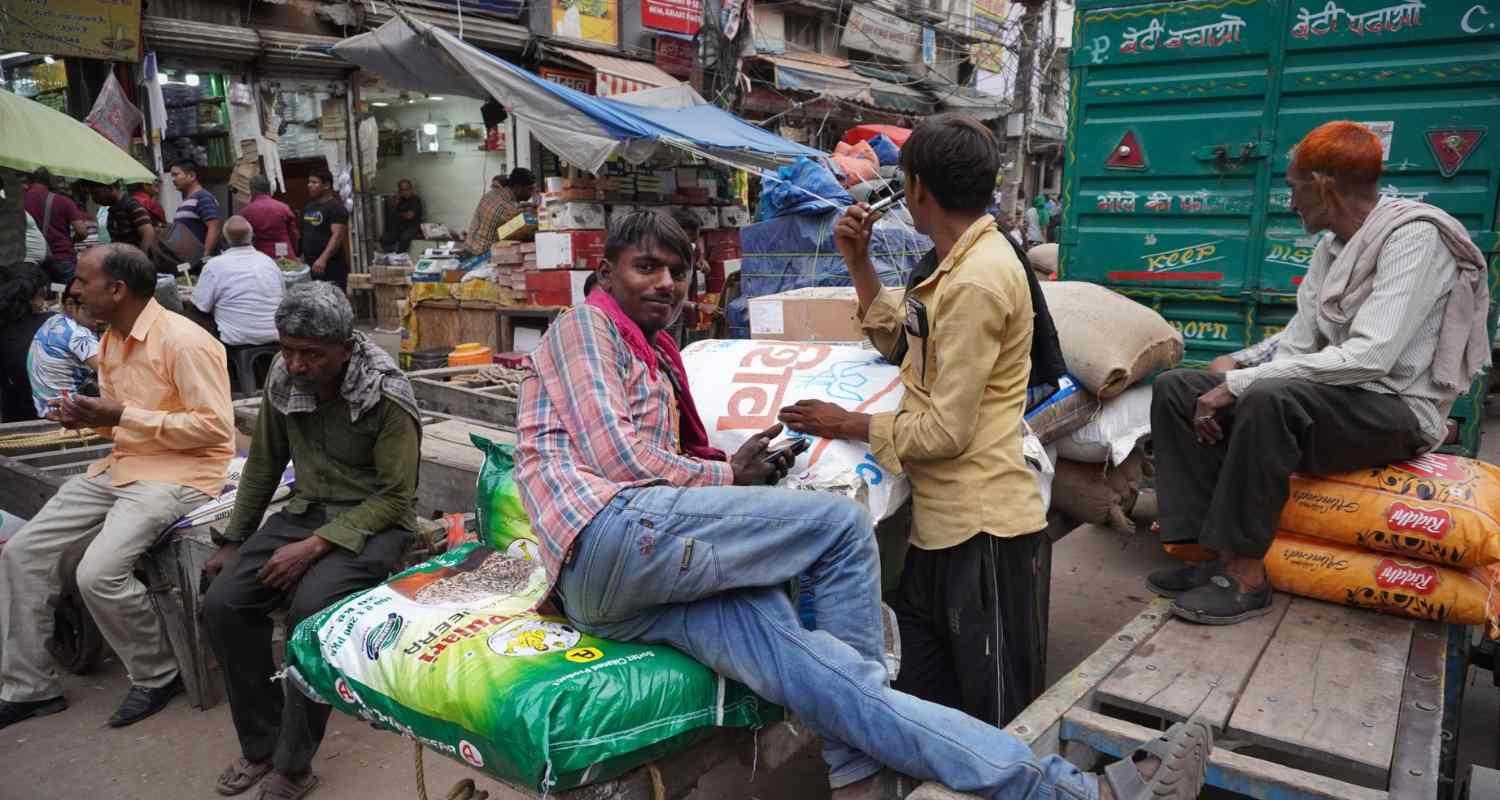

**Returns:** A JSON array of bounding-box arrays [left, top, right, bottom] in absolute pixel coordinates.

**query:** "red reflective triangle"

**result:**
[[1105, 130, 1147, 170], [1425, 128, 1486, 178]]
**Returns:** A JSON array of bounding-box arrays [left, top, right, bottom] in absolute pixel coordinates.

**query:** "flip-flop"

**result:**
[[216, 758, 272, 796], [1099, 717, 1213, 800], [256, 772, 320, 800]]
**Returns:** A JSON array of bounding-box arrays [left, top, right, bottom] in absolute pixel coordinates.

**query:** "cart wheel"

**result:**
[[45, 538, 105, 675]]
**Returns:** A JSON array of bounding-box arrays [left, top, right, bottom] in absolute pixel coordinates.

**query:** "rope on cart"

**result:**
[[0, 427, 101, 453], [413, 741, 491, 800]]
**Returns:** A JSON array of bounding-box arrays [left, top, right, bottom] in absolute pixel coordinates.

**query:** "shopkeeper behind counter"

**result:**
[[463, 168, 534, 257]]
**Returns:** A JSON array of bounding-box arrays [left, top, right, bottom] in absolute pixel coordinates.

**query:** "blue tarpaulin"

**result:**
[[333, 17, 822, 174], [738, 211, 931, 308]]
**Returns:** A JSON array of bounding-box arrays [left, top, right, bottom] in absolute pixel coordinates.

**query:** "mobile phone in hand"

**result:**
[[764, 437, 811, 465], [866, 189, 906, 215]]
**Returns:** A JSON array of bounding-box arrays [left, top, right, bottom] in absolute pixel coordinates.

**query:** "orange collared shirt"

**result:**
[[86, 299, 235, 496]]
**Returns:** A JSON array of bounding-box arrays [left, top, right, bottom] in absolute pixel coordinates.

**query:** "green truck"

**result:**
[[1059, 0, 1499, 455]]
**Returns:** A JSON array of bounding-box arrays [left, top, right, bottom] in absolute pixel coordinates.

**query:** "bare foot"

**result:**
[[1222, 556, 1267, 590], [1098, 754, 1160, 800]]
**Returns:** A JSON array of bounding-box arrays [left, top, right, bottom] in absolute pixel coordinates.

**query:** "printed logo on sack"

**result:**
[[458, 740, 485, 769], [1392, 453, 1464, 481], [1385, 502, 1453, 539], [334, 678, 361, 706], [1375, 559, 1439, 595], [505, 538, 538, 562], [363, 612, 405, 660], [486, 619, 582, 657], [565, 646, 604, 663]]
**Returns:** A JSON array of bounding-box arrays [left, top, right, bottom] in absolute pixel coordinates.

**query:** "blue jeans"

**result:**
[[556, 485, 1097, 799]]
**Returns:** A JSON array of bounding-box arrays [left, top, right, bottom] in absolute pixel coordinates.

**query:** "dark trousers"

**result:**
[[887, 530, 1050, 728], [203, 509, 407, 774], [380, 228, 415, 255], [1151, 369, 1428, 559]]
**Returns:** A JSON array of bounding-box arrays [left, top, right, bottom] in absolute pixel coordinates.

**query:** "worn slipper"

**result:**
[[255, 772, 320, 800], [217, 758, 272, 796], [1099, 717, 1212, 800]]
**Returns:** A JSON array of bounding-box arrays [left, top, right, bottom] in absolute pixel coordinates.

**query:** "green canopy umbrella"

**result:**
[[0, 87, 154, 184]]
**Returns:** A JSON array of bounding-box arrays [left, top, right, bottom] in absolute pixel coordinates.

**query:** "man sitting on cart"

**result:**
[[514, 209, 1214, 800], [201, 282, 421, 800], [1150, 120, 1491, 625]]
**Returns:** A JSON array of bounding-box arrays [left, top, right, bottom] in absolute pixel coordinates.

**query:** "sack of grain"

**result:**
[[284, 543, 778, 792], [1264, 533, 1498, 628], [1027, 243, 1059, 276], [1039, 282, 1182, 398], [1279, 453, 1500, 567], [472, 434, 539, 560], [1054, 383, 1152, 465], [1051, 451, 1148, 531], [1024, 374, 1100, 445]]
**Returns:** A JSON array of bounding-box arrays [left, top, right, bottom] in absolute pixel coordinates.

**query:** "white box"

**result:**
[[682, 205, 719, 231], [547, 202, 607, 231], [719, 205, 751, 228]]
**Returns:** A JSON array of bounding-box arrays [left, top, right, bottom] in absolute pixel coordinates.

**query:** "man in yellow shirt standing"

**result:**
[[780, 114, 1049, 729], [0, 243, 235, 731]]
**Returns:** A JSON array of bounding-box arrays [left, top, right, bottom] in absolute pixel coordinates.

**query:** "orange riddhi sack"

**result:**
[[1264, 533, 1498, 628], [1279, 453, 1500, 568]]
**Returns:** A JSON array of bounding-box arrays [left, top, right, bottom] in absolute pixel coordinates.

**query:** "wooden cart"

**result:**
[[971, 595, 1469, 800]]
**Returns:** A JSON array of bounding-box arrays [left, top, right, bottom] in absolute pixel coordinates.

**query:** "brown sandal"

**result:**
[[216, 758, 272, 796], [256, 772, 320, 800]]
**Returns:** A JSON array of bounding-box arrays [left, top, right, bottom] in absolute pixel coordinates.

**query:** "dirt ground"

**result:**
[[3, 398, 1497, 800]]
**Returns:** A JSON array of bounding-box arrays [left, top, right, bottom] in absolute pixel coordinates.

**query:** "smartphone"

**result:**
[[764, 437, 811, 465], [866, 189, 906, 215]]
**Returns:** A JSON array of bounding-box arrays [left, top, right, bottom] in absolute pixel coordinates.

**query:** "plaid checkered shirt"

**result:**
[[514, 305, 734, 583]]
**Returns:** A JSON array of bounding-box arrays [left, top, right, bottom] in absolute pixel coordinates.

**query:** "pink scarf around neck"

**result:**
[[586, 290, 726, 462]]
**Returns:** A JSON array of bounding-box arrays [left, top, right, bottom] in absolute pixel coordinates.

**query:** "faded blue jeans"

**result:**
[[555, 485, 1097, 799]]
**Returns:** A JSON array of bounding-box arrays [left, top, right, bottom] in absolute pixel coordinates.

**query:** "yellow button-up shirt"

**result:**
[[87, 299, 236, 497], [861, 215, 1045, 549]]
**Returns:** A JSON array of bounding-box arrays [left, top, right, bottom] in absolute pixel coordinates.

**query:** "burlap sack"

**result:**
[[1027, 243, 1059, 275], [1051, 452, 1148, 531], [1039, 281, 1183, 398]]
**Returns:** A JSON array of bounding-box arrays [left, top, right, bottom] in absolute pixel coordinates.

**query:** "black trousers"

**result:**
[[380, 228, 416, 255], [203, 509, 407, 774], [887, 530, 1050, 728], [1151, 369, 1428, 559]]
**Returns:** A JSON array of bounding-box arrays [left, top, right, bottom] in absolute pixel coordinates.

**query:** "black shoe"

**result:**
[[0, 696, 67, 729], [1171, 575, 1274, 625], [1146, 562, 1218, 599], [108, 677, 182, 728]]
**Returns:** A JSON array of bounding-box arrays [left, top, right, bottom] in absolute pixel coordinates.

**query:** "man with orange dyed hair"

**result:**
[[1147, 121, 1491, 625]]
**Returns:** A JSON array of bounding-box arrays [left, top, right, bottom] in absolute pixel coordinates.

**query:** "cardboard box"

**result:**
[[524, 269, 594, 307], [719, 205, 751, 228], [702, 228, 742, 261], [498, 212, 538, 242], [546, 202, 606, 231], [680, 205, 719, 231], [536, 230, 607, 270], [748, 287, 864, 342]]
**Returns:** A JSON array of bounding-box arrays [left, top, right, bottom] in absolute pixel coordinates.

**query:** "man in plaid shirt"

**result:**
[[515, 211, 1205, 800]]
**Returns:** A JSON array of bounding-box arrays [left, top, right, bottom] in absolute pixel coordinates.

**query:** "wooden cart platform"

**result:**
[[980, 595, 1467, 800]]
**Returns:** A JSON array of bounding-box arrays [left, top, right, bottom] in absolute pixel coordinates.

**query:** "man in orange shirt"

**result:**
[[0, 243, 235, 731]]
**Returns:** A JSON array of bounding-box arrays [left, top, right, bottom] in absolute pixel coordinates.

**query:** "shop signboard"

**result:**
[[970, 0, 1008, 74], [457, 0, 525, 17], [654, 36, 695, 78], [922, 27, 936, 66], [550, 0, 620, 48], [0, 0, 143, 63], [840, 4, 921, 63], [642, 0, 702, 36], [540, 66, 594, 94]]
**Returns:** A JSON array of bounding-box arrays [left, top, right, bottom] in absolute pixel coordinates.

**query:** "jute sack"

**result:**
[[1051, 452, 1148, 531], [1279, 452, 1500, 567], [1264, 533, 1498, 629], [1027, 243, 1059, 276], [1038, 281, 1183, 398]]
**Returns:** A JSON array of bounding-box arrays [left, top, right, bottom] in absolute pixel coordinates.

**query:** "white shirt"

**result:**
[[193, 245, 284, 345], [23, 210, 46, 264]]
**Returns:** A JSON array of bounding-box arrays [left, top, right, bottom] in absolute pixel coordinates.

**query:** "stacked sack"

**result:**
[[1264, 452, 1500, 632], [1028, 282, 1183, 531]]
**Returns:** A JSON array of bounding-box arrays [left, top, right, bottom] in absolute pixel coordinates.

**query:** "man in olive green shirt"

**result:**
[[202, 282, 420, 800], [780, 115, 1049, 731]]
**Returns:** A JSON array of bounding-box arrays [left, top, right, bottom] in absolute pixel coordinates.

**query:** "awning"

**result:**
[[0, 87, 154, 184], [333, 17, 823, 174], [354, 0, 530, 54], [552, 47, 679, 98], [758, 53, 867, 99], [928, 82, 1008, 121], [142, 17, 348, 76], [847, 64, 933, 115]]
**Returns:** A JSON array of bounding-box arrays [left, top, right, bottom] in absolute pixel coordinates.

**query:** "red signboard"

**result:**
[[539, 66, 594, 95], [655, 36, 696, 78], [643, 0, 701, 35]]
